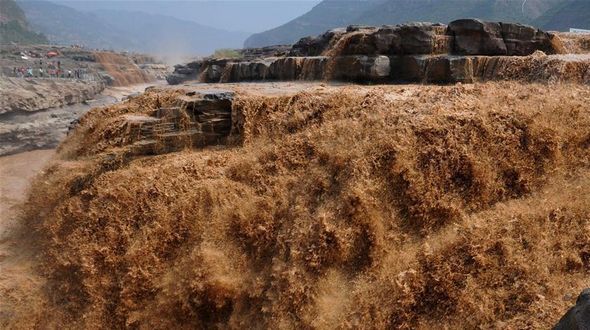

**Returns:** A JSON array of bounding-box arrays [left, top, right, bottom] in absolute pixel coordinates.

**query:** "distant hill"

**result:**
[[17, 0, 134, 48], [534, 0, 590, 30], [54, 0, 319, 36], [17, 0, 249, 55], [0, 0, 48, 44], [355, 0, 563, 26], [92, 10, 250, 55], [245, 0, 573, 48]]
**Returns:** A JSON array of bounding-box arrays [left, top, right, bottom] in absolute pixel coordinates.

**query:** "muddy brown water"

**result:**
[[0, 83, 162, 326]]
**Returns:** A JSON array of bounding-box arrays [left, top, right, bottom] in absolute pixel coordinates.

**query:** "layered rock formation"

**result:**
[[116, 90, 234, 156], [168, 19, 590, 85]]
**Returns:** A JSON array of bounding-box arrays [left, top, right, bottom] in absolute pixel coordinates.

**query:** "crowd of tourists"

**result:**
[[11, 59, 87, 79]]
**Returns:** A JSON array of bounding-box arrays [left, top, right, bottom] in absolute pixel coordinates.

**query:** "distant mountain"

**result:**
[[17, 0, 133, 48], [55, 0, 320, 36], [91, 10, 250, 55], [534, 0, 590, 30], [244, 0, 572, 47], [17, 0, 250, 55], [0, 0, 28, 25], [0, 0, 48, 44], [355, 0, 563, 26]]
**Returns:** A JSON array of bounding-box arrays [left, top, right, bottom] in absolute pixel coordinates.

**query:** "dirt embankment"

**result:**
[[5, 81, 590, 329]]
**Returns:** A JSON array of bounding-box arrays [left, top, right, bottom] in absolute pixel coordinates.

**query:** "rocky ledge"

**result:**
[[117, 89, 234, 156], [168, 19, 590, 85]]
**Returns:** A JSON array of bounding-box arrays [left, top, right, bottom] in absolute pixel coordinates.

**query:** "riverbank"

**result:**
[[0, 77, 105, 114], [0, 82, 161, 156]]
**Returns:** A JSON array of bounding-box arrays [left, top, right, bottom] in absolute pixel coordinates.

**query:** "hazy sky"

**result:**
[[55, 0, 321, 32]]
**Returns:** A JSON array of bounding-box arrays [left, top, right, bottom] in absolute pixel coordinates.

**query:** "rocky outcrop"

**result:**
[[218, 57, 328, 82], [0, 84, 151, 156], [167, 19, 583, 85], [289, 28, 345, 57], [337, 23, 451, 56], [328, 55, 390, 82], [448, 19, 507, 55], [448, 19, 560, 56], [166, 62, 201, 85], [124, 90, 234, 155], [553, 289, 590, 330], [139, 64, 172, 80], [175, 52, 590, 85]]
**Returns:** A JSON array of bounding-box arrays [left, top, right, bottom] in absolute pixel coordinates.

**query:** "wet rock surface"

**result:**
[[342, 23, 451, 56], [554, 289, 590, 330], [448, 19, 507, 55]]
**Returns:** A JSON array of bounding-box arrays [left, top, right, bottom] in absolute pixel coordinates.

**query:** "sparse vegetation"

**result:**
[[212, 48, 242, 59]]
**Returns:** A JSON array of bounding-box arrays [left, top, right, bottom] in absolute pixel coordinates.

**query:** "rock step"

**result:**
[[191, 54, 590, 84], [124, 90, 235, 156]]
